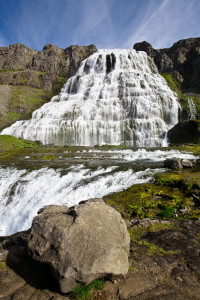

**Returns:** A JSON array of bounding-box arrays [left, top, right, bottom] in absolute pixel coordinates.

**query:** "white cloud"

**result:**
[[125, 0, 200, 49]]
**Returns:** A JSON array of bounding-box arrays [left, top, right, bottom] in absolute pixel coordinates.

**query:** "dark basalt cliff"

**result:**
[[134, 37, 200, 92], [0, 43, 97, 130]]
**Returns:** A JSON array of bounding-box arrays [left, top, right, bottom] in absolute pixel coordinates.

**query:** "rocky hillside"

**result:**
[[0, 43, 97, 130], [134, 38, 200, 120]]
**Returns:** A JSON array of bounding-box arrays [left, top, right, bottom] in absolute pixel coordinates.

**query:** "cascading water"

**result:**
[[188, 98, 197, 120], [0, 148, 196, 235], [1, 49, 180, 147]]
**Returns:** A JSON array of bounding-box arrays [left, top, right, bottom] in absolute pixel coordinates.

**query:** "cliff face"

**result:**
[[134, 38, 200, 92], [134, 38, 200, 121], [0, 43, 97, 130]]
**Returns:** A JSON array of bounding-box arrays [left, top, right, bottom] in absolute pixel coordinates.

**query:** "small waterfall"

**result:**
[[1, 49, 180, 147], [188, 98, 197, 120]]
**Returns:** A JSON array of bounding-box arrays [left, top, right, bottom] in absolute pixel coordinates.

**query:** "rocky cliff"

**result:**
[[134, 38, 200, 92], [134, 38, 200, 120], [0, 43, 97, 130]]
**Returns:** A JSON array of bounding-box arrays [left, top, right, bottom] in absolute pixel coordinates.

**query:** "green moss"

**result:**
[[148, 222, 175, 232], [141, 241, 180, 256], [157, 204, 175, 218], [0, 261, 7, 271], [53, 76, 66, 94], [104, 167, 200, 220], [104, 182, 189, 220], [173, 144, 200, 155], [128, 224, 179, 256], [71, 278, 105, 299], [41, 155, 57, 160], [155, 172, 200, 190], [0, 135, 38, 158]]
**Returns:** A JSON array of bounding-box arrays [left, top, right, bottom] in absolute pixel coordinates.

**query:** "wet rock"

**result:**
[[164, 157, 196, 169], [28, 199, 130, 293], [164, 158, 183, 169], [181, 159, 194, 168]]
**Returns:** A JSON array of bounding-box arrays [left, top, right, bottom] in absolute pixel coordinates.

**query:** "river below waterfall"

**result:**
[[0, 147, 197, 236]]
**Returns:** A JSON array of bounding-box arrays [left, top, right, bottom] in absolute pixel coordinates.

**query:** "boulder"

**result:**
[[164, 158, 196, 170], [27, 199, 130, 293], [164, 158, 183, 170]]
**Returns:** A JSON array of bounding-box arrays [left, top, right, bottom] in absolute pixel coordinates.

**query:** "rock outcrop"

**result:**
[[27, 199, 130, 293], [1, 219, 200, 299], [133, 38, 200, 92], [164, 157, 196, 170], [167, 120, 200, 144], [0, 43, 97, 130], [0, 43, 97, 92]]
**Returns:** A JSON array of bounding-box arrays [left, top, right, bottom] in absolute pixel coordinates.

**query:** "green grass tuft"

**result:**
[[71, 278, 105, 299]]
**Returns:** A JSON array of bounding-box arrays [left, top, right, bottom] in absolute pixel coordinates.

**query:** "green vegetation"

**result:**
[[0, 135, 38, 158], [172, 144, 200, 155], [53, 75, 66, 94], [0, 84, 52, 130], [71, 278, 105, 299], [104, 170, 200, 220], [157, 204, 175, 218], [162, 73, 200, 119], [0, 262, 7, 271], [41, 154, 57, 160]]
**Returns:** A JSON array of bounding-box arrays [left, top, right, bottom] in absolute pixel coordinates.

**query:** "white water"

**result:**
[[0, 148, 196, 235], [1, 49, 180, 147], [188, 98, 197, 120]]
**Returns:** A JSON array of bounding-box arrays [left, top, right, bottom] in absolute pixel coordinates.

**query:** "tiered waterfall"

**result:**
[[1, 49, 180, 147]]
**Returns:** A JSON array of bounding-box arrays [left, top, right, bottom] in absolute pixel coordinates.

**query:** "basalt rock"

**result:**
[[27, 199, 130, 293]]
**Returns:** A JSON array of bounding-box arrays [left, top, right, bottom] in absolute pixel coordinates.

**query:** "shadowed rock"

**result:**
[[167, 120, 200, 144]]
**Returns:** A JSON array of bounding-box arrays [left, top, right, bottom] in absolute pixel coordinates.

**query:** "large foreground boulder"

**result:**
[[27, 199, 130, 293]]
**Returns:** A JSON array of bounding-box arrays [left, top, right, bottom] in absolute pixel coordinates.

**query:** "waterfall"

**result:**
[[188, 98, 197, 120], [1, 49, 180, 147]]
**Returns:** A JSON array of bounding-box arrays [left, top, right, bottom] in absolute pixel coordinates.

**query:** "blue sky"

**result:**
[[0, 0, 199, 50]]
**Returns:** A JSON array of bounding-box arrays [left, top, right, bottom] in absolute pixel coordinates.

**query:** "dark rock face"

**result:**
[[167, 120, 200, 144], [27, 200, 130, 293], [134, 38, 200, 91]]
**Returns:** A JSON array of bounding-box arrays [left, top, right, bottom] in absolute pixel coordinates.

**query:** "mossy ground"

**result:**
[[104, 169, 200, 220], [0, 135, 38, 156]]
